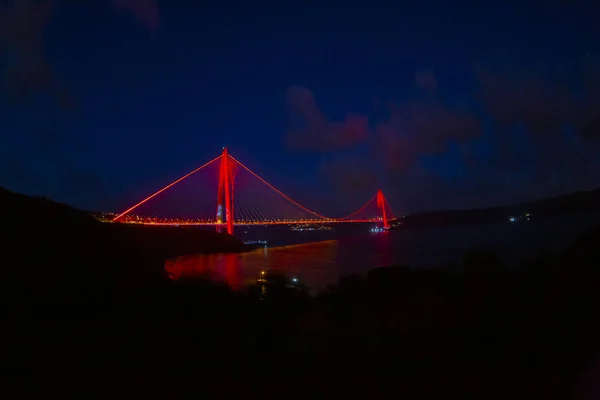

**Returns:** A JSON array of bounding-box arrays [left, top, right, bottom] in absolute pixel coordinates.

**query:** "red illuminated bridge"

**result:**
[[113, 148, 396, 235]]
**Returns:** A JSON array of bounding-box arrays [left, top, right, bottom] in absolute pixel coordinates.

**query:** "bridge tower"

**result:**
[[216, 147, 234, 235], [376, 189, 390, 229]]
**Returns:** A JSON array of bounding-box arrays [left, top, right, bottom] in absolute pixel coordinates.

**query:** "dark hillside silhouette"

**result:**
[[1, 186, 600, 398], [0, 186, 244, 308], [400, 188, 600, 229]]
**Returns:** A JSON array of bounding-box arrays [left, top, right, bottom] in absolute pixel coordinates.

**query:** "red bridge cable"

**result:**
[[113, 155, 223, 221], [336, 194, 377, 221], [234, 174, 266, 221], [228, 155, 329, 220], [383, 197, 395, 219], [230, 155, 323, 221], [230, 154, 389, 222], [237, 167, 306, 222]]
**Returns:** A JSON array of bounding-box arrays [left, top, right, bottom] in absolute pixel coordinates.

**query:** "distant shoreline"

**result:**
[[395, 188, 600, 230]]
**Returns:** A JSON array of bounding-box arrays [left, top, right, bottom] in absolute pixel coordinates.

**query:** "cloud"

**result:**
[[112, 0, 160, 28], [0, 0, 58, 104], [388, 150, 600, 213], [0, 0, 158, 210], [414, 69, 437, 92], [316, 154, 380, 215], [0, 0, 159, 107], [286, 86, 370, 151], [320, 154, 379, 194], [580, 53, 600, 141], [379, 66, 600, 211], [287, 71, 480, 180], [0, 1, 52, 50], [374, 98, 481, 173], [292, 64, 600, 212], [475, 67, 577, 136], [473, 64, 600, 186], [287, 72, 482, 210], [387, 166, 456, 212]]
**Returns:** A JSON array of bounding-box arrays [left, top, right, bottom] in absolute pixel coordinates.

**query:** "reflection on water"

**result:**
[[166, 240, 342, 291], [165, 232, 425, 291], [165, 214, 600, 292], [165, 252, 245, 290]]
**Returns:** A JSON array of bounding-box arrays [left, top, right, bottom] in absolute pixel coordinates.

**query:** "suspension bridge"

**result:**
[[112, 148, 396, 235]]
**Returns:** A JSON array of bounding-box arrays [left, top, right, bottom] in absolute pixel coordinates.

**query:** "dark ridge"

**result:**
[[3, 185, 600, 398], [399, 187, 600, 229], [0, 186, 244, 308]]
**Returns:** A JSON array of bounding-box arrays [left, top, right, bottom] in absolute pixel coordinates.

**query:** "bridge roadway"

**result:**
[[115, 218, 388, 226]]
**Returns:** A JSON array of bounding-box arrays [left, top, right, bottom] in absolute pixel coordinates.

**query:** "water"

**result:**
[[165, 213, 600, 292]]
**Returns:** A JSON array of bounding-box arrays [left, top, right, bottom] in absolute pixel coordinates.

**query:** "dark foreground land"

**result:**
[[2, 187, 600, 398]]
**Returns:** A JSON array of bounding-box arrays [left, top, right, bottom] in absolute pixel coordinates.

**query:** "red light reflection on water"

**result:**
[[164, 240, 343, 291], [220, 254, 242, 290], [165, 253, 243, 290]]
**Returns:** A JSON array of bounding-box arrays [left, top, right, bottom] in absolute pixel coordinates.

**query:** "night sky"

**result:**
[[1, 0, 600, 216]]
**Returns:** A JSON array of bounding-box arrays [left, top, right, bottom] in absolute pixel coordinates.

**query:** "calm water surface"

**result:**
[[165, 213, 600, 292]]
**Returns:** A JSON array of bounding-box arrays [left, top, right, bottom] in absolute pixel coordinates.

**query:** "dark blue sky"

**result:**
[[1, 0, 600, 216]]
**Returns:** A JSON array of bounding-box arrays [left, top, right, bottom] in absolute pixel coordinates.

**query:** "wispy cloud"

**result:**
[[285, 86, 371, 152], [290, 63, 600, 212], [0, 0, 159, 208], [112, 0, 160, 28], [0, 0, 160, 106]]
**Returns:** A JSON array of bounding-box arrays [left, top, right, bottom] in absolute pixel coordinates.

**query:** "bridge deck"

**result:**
[[113, 219, 387, 226]]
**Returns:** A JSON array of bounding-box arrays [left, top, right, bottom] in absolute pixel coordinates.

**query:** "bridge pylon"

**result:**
[[216, 147, 235, 235], [112, 148, 396, 231], [377, 189, 390, 229]]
